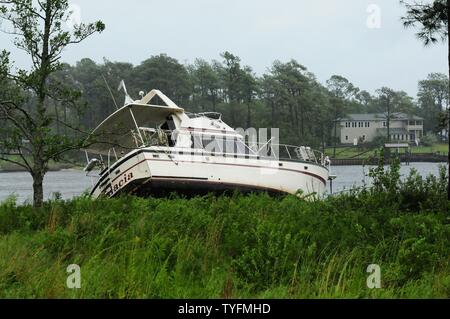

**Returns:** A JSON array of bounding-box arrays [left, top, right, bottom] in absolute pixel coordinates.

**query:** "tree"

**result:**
[[309, 82, 334, 153], [327, 75, 359, 157], [417, 73, 449, 134], [239, 66, 258, 128], [401, 0, 449, 199], [189, 59, 221, 113], [217, 51, 243, 125], [0, 0, 105, 207], [271, 60, 311, 139], [132, 54, 191, 106], [393, 90, 417, 115], [376, 87, 397, 142], [260, 74, 280, 128], [356, 90, 374, 110]]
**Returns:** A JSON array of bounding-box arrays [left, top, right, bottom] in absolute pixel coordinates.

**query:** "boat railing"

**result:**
[[131, 128, 329, 167], [185, 112, 223, 120], [251, 142, 327, 166]]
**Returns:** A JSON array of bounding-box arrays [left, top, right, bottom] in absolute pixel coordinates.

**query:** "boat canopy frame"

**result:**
[[84, 90, 185, 155]]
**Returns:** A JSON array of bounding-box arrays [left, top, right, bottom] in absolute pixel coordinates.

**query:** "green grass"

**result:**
[[410, 144, 449, 154], [0, 162, 449, 299], [325, 147, 376, 159]]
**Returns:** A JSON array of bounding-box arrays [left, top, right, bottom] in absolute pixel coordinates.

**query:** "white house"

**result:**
[[336, 113, 424, 145]]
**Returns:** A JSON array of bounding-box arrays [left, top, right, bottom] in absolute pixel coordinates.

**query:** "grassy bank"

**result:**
[[325, 143, 449, 159], [0, 163, 449, 298]]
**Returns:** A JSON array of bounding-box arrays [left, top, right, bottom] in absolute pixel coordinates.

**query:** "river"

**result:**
[[0, 162, 447, 203]]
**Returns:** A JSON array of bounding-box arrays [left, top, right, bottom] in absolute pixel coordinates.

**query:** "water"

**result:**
[[0, 170, 93, 204], [329, 162, 447, 194], [0, 163, 447, 203]]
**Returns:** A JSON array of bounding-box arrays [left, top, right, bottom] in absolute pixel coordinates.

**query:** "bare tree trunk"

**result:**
[[333, 105, 338, 158], [230, 103, 235, 126], [447, 0, 449, 200], [294, 104, 300, 138], [54, 101, 60, 135], [301, 106, 305, 137], [246, 102, 251, 128], [333, 120, 337, 158], [289, 104, 295, 127], [271, 100, 276, 128], [63, 106, 67, 136], [32, 173, 44, 207], [387, 99, 391, 142], [322, 123, 326, 154]]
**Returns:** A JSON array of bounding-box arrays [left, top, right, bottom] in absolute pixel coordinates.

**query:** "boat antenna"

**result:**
[[102, 74, 119, 110]]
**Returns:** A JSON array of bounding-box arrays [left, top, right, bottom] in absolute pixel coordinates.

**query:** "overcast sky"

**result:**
[[0, 0, 447, 97]]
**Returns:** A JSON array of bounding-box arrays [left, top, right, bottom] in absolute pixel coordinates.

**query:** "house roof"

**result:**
[[338, 113, 423, 122]]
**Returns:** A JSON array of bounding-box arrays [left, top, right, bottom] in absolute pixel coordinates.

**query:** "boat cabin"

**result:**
[[83, 89, 326, 173]]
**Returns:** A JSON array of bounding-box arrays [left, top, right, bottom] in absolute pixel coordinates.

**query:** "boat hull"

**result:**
[[91, 148, 329, 199]]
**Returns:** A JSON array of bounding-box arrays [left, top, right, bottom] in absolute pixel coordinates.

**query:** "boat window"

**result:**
[[236, 139, 251, 155], [192, 134, 203, 149], [160, 116, 176, 131], [202, 136, 223, 153], [223, 138, 235, 154], [192, 134, 255, 155], [176, 133, 193, 148]]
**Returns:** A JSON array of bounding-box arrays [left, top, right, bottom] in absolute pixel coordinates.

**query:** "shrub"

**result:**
[[0, 157, 448, 298], [421, 134, 438, 147]]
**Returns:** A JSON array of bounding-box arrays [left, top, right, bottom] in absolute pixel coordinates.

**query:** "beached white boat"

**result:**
[[83, 88, 331, 198]]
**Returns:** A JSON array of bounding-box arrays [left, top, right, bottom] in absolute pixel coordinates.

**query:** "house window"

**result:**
[[362, 135, 366, 141], [345, 136, 349, 141], [352, 122, 356, 128], [383, 122, 387, 127]]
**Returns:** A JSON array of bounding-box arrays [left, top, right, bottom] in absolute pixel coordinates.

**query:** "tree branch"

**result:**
[[0, 155, 30, 171]]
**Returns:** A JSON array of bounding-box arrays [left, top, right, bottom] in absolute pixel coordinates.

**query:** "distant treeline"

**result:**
[[49, 52, 448, 148]]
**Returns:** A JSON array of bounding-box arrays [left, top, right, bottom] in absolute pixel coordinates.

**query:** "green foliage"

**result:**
[[367, 152, 448, 211], [368, 151, 401, 194], [370, 135, 388, 148], [0, 0, 105, 206], [401, 0, 448, 45], [0, 165, 449, 298], [48, 52, 439, 153], [421, 134, 439, 146]]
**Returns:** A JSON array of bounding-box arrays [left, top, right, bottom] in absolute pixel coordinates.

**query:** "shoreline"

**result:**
[[330, 154, 448, 166], [0, 166, 84, 173], [331, 159, 448, 166]]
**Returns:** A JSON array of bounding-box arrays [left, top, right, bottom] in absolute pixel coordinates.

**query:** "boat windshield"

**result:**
[[170, 131, 255, 155]]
